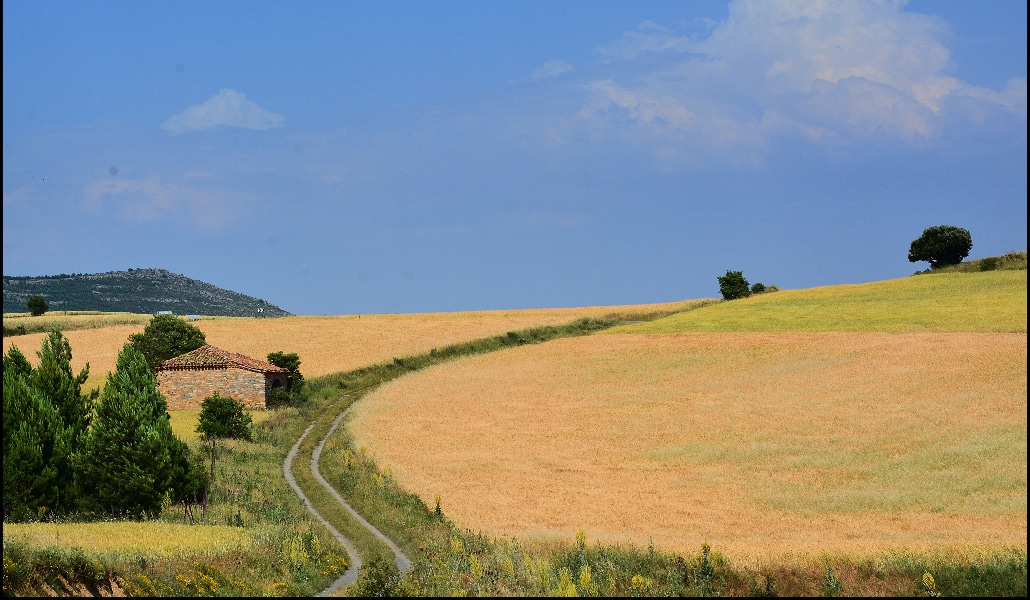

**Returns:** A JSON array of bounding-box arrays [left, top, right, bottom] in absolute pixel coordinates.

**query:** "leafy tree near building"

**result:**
[[196, 392, 253, 443], [195, 392, 252, 514], [267, 351, 304, 393], [267, 351, 305, 407], [27, 295, 48, 316], [128, 314, 206, 371]]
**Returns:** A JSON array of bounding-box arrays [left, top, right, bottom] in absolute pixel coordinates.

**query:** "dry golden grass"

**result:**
[[2, 522, 251, 558], [2, 311, 155, 334], [348, 332, 1027, 563], [2, 300, 698, 382]]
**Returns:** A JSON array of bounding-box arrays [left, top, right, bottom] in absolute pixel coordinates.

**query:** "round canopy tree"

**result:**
[[717, 270, 751, 300], [128, 314, 206, 371], [27, 295, 49, 316], [908, 225, 972, 270]]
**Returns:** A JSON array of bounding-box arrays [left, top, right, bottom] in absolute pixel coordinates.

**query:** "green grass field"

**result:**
[[610, 270, 1027, 334]]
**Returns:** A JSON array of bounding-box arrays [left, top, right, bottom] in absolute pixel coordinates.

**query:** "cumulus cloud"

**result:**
[[162, 89, 285, 135], [84, 176, 244, 230], [532, 59, 574, 80], [576, 0, 1026, 152]]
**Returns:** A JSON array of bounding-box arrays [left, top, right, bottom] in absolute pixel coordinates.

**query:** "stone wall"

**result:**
[[157, 367, 280, 410]]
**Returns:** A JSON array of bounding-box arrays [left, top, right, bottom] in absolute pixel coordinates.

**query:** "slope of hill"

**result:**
[[348, 268, 1027, 564], [2, 268, 291, 317], [609, 269, 1027, 334]]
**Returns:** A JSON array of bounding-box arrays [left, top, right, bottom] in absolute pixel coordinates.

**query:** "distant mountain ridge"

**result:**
[[3, 269, 291, 317]]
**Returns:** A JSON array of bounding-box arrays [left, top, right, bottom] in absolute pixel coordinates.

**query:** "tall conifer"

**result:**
[[77, 344, 184, 518]]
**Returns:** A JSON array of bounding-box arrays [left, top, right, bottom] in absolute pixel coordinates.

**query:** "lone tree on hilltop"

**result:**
[[717, 270, 751, 300], [27, 295, 49, 316], [128, 314, 206, 371], [908, 225, 972, 270]]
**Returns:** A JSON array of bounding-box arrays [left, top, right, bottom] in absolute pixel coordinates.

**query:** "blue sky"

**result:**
[[3, 0, 1026, 315]]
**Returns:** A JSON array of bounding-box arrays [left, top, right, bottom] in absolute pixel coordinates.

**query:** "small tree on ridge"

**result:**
[[908, 225, 972, 270], [717, 271, 751, 300]]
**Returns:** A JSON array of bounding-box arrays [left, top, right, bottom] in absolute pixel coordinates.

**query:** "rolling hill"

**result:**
[[2, 268, 291, 317]]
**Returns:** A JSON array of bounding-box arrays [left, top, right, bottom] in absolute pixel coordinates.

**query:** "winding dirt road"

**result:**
[[283, 404, 411, 596]]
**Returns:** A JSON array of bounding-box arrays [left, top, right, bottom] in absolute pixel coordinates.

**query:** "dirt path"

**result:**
[[284, 405, 411, 597]]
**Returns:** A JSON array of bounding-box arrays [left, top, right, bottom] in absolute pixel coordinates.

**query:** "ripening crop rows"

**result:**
[[347, 331, 1027, 563], [2, 300, 703, 387]]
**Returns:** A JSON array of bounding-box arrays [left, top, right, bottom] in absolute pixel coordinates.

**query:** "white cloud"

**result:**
[[84, 176, 244, 230], [162, 89, 285, 135], [532, 59, 574, 80], [597, 20, 694, 61], [3, 185, 36, 206], [576, 0, 1026, 152]]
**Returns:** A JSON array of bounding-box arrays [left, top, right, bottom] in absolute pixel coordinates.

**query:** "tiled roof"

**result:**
[[157, 345, 289, 374]]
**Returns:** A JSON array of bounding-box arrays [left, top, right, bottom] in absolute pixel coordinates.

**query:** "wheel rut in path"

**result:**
[[284, 402, 411, 596]]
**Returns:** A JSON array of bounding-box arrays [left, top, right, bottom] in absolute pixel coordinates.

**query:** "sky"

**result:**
[[3, 0, 1026, 316]]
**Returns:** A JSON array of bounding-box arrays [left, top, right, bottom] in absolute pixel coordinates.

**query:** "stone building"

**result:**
[[156, 345, 289, 410]]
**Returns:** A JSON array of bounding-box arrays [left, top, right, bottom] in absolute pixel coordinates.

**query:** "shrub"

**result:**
[[267, 387, 292, 409], [717, 271, 750, 300], [750, 282, 766, 294], [979, 257, 999, 271], [350, 554, 408, 597]]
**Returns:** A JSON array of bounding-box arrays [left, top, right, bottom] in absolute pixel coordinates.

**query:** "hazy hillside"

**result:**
[[3, 268, 291, 317]]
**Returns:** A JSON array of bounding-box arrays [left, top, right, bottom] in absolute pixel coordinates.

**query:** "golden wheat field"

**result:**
[[1, 301, 700, 388], [347, 332, 1027, 563], [2, 522, 252, 558]]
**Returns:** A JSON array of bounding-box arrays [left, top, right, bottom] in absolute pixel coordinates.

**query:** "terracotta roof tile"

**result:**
[[157, 345, 289, 374]]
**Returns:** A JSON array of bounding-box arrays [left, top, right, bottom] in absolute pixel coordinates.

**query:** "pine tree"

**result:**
[[2, 333, 91, 519], [77, 344, 186, 519], [2, 344, 33, 378], [3, 369, 74, 520], [29, 328, 96, 440]]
